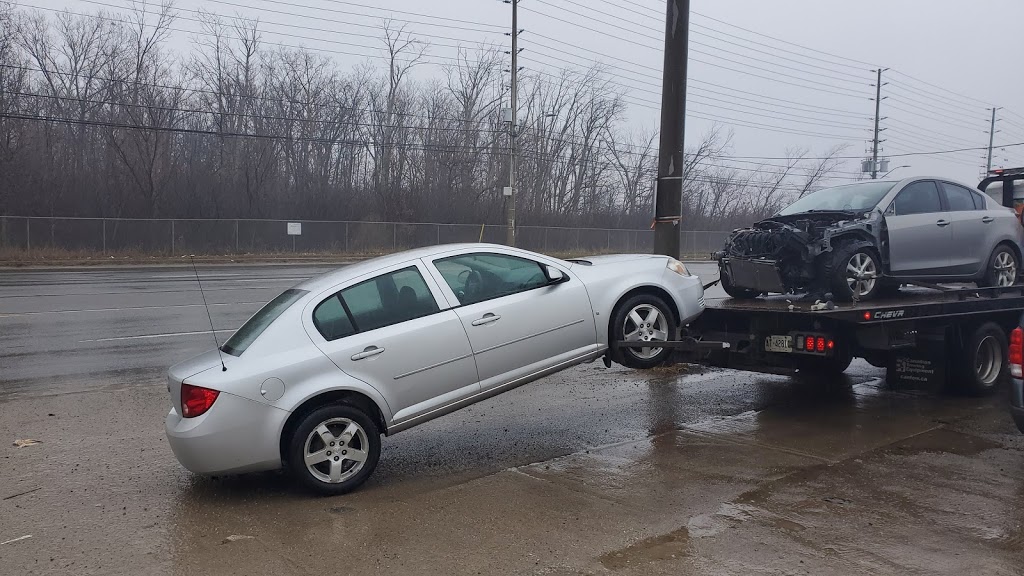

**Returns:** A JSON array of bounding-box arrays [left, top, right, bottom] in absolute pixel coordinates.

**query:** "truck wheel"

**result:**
[[977, 245, 1018, 288], [826, 241, 882, 302], [954, 322, 1008, 396], [720, 265, 761, 299], [287, 404, 381, 495], [610, 294, 677, 369]]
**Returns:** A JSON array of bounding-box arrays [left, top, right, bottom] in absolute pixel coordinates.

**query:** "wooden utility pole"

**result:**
[[505, 0, 519, 247], [653, 0, 690, 258]]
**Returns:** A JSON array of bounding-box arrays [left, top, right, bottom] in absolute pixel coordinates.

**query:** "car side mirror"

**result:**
[[544, 266, 568, 284]]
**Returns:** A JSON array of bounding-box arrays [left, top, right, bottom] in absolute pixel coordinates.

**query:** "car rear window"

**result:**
[[222, 288, 307, 356]]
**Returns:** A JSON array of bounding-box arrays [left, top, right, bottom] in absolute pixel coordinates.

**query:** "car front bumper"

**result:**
[[667, 272, 706, 326], [1012, 377, 1024, 434], [166, 391, 290, 475]]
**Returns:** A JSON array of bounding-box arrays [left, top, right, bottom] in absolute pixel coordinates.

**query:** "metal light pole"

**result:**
[[653, 0, 690, 258], [870, 68, 889, 179], [986, 107, 1001, 173]]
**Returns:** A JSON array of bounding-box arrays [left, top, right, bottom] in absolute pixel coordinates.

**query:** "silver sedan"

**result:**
[[165, 243, 705, 494]]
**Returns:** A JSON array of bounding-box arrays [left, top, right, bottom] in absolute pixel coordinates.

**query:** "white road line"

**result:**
[[79, 329, 236, 343], [0, 302, 264, 318]]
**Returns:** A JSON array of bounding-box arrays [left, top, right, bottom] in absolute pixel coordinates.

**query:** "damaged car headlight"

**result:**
[[666, 258, 690, 276]]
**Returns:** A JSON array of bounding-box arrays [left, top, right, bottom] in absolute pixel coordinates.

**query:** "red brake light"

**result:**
[[863, 311, 871, 321], [181, 383, 219, 418], [1010, 328, 1023, 378], [827, 339, 835, 350], [816, 337, 826, 352], [805, 337, 814, 351]]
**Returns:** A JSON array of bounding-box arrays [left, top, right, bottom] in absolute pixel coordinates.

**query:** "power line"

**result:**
[[527, 32, 868, 118], [544, 0, 872, 84], [24, 3, 471, 68], [525, 0, 872, 94], [6, 90, 507, 134], [886, 81, 987, 120], [1, 63, 501, 126], [523, 46, 871, 129]]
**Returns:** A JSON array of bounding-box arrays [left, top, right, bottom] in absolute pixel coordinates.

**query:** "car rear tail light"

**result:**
[[827, 339, 835, 350], [1010, 328, 1023, 378], [816, 337, 826, 352], [181, 383, 220, 418], [805, 337, 814, 351]]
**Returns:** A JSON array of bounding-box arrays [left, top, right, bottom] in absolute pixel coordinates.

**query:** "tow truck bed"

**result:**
[[631, 284, 1024, 392]]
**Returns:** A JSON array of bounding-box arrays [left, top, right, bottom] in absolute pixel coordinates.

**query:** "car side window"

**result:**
[[435, 253, 549, 305], [892, 181, 942, 216], [312, 266, 439, 341], [942, 182, 980, 212], [971, 191, 988, 210]]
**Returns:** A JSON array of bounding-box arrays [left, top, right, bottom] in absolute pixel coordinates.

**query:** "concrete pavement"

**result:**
[[2, 262, 1023, 575]]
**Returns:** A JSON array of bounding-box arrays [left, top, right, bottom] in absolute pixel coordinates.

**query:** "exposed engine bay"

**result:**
[[714, 211, 883, 296]]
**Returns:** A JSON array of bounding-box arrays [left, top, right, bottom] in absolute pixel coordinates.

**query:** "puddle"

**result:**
[[887, 428, 1002, 457], [599, 527, 690, 570]]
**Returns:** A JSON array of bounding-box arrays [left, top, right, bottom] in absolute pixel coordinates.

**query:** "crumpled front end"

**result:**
[[715, 212, 880, 295]]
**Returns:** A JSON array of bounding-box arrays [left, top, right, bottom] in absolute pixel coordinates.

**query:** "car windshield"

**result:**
[[222, 288, 307, 356], [778, 181, 897, 216]]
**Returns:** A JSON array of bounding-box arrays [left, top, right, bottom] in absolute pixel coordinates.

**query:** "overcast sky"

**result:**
[[40, 0, 1024, 185]]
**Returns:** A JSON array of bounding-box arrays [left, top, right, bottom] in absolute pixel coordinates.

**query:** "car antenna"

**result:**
[[190, 255, 227, 372]]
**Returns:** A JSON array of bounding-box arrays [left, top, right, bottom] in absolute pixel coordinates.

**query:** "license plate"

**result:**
[[765, 335, 793, 353]]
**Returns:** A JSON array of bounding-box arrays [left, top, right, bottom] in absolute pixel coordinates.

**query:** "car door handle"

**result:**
[[982, 216, 995, 223], [351, 346, 385, 361], [471, 313, 501, 326], [936, 219, 950, 227]]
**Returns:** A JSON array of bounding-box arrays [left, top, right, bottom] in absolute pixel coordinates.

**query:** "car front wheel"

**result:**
[[827, 241, 882, 301], [287, 404, 381, 495], [609, 294, 677, 369]]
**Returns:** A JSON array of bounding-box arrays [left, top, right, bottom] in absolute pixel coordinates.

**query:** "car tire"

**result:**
[[954, 322, 1008, 397], [609, 294, 678, 369], [976, 244, 1018, 288], [826, 241, 883, 302], [720, 264, 761, 299], [287, 404, 381, 495]]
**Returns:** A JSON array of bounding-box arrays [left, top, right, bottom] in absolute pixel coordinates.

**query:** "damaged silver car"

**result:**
[[715, 178, 1024, 301]]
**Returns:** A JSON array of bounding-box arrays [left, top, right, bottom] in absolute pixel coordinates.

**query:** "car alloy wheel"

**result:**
[[302, 417, 370, 484], [846, 252, 878, 298], [994, 251, 1017, 287], [621, 303, 669, 360]]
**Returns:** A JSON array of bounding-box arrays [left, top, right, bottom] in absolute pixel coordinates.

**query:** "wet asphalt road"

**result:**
[[2, 261, 1024, 575]]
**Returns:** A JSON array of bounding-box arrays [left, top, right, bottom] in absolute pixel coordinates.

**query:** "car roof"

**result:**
[[293, 243, 520, 294]]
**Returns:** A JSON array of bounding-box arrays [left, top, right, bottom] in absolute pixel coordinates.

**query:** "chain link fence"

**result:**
[[0, 216, 730, 259]]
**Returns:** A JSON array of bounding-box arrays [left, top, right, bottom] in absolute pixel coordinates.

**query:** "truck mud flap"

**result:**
[[728, 259, 786, 293]]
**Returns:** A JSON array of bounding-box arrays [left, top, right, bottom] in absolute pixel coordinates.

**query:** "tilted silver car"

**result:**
[[165, 244, 704, 493], [716, 177, 1024, 301]]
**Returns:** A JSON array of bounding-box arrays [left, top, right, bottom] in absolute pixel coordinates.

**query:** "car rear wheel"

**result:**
[[610, 294, 677, 369], [977, 245, 1018, 288], [287, 404, 380, 495]]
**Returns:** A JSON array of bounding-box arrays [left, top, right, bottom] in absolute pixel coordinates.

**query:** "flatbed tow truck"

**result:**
[[619, 169, 1024, 394]]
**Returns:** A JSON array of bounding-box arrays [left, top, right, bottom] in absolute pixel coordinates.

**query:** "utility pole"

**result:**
[[870, 68, 888, 179], [505, 0, 519, 247], [653, 0, 690, 258], [986, 107, 1001, 173]]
